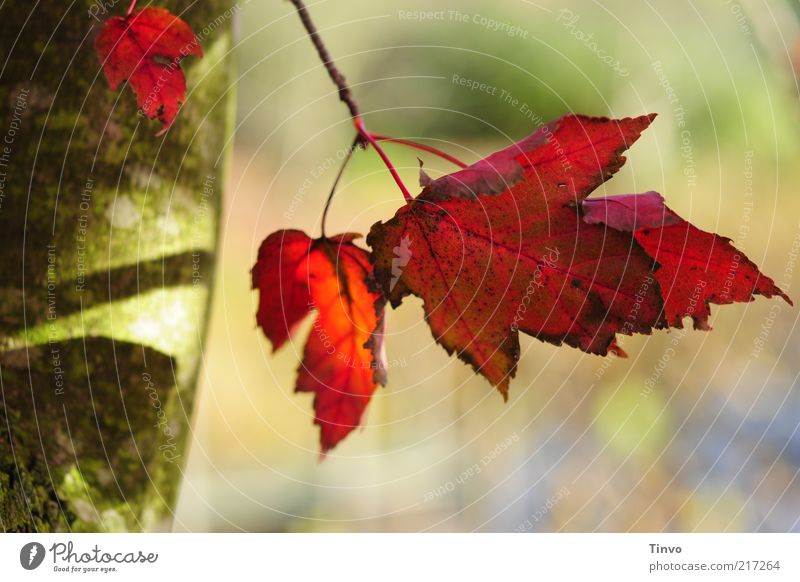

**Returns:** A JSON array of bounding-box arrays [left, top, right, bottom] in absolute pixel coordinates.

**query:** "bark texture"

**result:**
[[0, 0, 236, 531]]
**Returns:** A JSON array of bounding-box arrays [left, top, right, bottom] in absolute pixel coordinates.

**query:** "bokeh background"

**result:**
[[174, 0, 800, 532]]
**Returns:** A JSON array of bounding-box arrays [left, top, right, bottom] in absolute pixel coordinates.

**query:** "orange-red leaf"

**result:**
[[95, 7, 202, 132], [367, 114, 789, 397], [252, 230, 386, 453]]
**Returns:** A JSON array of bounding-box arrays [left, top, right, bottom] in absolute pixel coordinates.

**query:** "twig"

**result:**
[[354, 118, 412, 201], [289, 0, 414, 200], [288, 0, 360, 120], [371, 134, 467, 168], [321, 136, 360, 237]]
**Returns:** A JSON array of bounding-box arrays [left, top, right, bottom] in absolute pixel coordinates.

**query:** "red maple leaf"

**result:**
[[95, 7, 202, 132], [582, 192, 792, 328], [367, 114, 790, 397], [252, 230, 386, 453]]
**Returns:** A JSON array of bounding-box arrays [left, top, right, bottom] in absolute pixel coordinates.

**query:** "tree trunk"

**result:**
[[0, 1, 235, 531]]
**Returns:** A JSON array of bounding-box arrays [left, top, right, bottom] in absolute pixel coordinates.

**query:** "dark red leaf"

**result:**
[[583, 192, 792, 329], [252, 230, 386, 453], [367, 114, 790, 397], [95, 7, 202, 132]]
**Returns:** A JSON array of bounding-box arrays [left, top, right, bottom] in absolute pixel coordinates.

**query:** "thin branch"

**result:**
[[321, 136, 360, 238], [371, 134, 468, 168], [355, 119, 412, 201], [289, 0, 413, 201], [126, 0, 138, 16], [288, 0, 360, 119]]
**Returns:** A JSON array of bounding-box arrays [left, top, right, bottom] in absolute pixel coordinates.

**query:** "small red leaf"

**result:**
[[95, 7, 202, 132], [252, 230, 387, 453]]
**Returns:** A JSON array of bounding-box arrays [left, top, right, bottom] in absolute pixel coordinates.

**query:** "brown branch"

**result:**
[[289, 0, 361, 120], [288, 0, 413, 201]]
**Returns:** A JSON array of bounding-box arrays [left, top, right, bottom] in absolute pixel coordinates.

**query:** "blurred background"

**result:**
[[174, 0, 800, 532]]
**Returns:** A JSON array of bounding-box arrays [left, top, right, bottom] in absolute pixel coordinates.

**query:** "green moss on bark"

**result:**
[[0, 1, 235, 531]]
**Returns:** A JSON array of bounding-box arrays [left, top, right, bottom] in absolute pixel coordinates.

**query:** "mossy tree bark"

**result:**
[[0, 1, 236, 531]]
